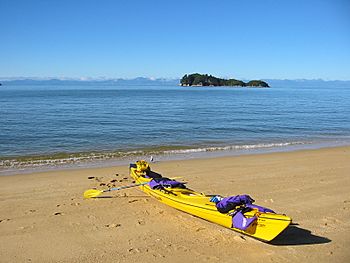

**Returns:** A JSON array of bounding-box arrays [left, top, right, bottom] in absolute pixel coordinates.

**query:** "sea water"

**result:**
[[1, 84, 350, 174]]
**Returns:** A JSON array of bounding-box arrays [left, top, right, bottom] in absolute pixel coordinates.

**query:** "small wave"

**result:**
[[162, 142, 306, 154], [0, 141, 307, 171], [0, 151, 143, 169]]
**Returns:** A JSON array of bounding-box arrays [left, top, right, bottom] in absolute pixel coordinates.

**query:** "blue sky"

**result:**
[[1, 0, 349, 80]]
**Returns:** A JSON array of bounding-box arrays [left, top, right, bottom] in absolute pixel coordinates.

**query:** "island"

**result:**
[[180, 73, 269, 87]]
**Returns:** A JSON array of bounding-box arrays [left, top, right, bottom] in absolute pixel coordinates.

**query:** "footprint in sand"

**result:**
[[17, 225, 35, 231], [137, 220, 146, 226], [128, 247, 142, 254], [25, 209, 36, 214], [53, 212, 64, 216], [173, 245, 189, 252], [105, 223, 121, 228], [0, 218, 11, 223], [196, 227, 206, 232]]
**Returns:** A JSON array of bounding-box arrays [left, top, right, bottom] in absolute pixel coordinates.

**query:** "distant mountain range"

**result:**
[[0, 77, 179, 86], [263, 79, 350, 88], [1, 77, 350, 88]]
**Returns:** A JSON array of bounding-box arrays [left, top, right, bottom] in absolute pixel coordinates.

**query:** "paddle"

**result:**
[[83, 176, 184, 199], [84, 182, 149, 199]]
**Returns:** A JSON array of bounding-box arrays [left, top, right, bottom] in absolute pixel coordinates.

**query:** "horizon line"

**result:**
[[1, 76, 350, 82]]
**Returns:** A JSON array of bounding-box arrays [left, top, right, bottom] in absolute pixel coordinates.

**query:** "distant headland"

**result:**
[[180, 73, 269, 87]]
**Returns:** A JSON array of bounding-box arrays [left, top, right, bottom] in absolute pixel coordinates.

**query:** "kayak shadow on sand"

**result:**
[[270, 224, 331, 246]]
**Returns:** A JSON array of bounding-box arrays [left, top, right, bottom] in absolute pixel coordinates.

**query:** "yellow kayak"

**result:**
[[130, 161, 291, 242]]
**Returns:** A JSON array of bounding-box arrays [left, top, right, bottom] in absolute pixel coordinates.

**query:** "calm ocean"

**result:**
[[1, 84, 350, 174]]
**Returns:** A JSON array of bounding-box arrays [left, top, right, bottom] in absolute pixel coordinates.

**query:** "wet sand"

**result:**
[[0, 146, 349, 262]]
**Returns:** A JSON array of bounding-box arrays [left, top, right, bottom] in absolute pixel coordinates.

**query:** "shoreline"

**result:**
[[0, 146, 349, 262], [1, 141, 350, 176]]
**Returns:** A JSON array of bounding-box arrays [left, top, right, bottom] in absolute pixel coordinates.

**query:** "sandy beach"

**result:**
[[0, 146, 349, 262]]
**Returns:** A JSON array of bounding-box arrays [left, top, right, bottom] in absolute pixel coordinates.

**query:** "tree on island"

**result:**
[[180, 73, 269, 87]]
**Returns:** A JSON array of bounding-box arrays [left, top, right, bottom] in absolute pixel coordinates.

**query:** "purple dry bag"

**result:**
[[232, 211, 257, 230], [216, 195, 254, 213], [149, 178, 186, 190]]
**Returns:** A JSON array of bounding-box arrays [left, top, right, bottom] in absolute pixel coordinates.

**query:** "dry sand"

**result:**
[[0, 146, 349, 262]]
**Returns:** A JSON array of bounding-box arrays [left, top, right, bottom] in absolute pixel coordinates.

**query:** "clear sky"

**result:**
[[1, 0, 349, 80]]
